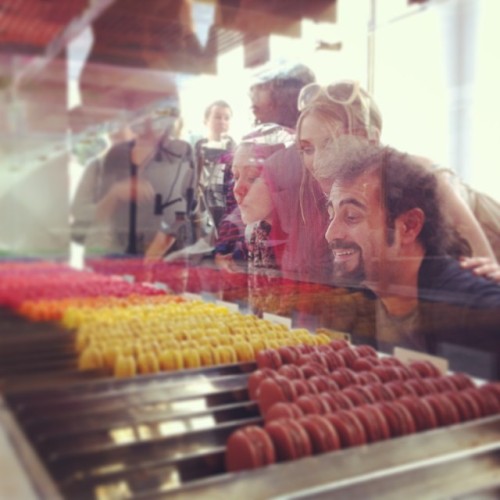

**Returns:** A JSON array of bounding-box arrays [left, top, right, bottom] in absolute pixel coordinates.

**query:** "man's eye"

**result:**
[[345, 213, 361, 223], [301, 147, 314, 156]]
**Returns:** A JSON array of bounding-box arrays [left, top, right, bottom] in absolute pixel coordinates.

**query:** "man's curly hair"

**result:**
[[329, 144, 471, 257]]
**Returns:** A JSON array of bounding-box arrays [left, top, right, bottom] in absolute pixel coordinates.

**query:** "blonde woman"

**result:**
[[245, 79, 499, 283]]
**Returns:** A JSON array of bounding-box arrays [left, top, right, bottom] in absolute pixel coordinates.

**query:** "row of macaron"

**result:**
[[255, 339, 441, 376], [226, 382, 500, 472]]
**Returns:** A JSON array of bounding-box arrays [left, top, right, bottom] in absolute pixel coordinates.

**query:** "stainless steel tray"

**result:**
[[3, 366, 500, 500]]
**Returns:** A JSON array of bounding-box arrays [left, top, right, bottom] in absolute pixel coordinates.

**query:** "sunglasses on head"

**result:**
[[297, 80, 361, 112]]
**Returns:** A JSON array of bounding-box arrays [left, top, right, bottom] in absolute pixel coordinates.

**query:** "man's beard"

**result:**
[[329, 240, 366, 286]]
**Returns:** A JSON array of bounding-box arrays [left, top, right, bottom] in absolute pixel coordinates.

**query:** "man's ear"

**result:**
[[396, 208, 425, 244]]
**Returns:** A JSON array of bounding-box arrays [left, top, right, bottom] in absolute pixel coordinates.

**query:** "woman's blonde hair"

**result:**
[[296, 82, 383, 221]]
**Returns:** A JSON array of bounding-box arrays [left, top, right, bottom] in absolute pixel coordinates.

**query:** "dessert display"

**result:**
[[225, 341, 500, 472], [0, 260, 334, 381], [0, 261, 166, 315], [1, 259, 499, 498], [84, 258, 375, 335], [71, 301, 331, 376]]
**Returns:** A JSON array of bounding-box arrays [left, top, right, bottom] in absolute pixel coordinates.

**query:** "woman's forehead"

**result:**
[[299, 111, 342, 138], [233, 147, 263, 170]]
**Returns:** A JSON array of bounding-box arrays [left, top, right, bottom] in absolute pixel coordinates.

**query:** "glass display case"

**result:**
[[0, 0, 499, 498]]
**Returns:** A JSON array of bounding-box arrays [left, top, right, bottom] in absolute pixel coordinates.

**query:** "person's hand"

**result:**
[[111, 178, 155, 204], [215, 253, 240, 273], [460, 256, 500, 284]]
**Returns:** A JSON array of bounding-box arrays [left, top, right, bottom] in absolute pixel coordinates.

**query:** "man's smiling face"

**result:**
[[325, 170, 393, 286]]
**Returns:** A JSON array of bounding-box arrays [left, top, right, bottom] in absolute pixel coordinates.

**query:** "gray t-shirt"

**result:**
[[71, 139, 195, 255]]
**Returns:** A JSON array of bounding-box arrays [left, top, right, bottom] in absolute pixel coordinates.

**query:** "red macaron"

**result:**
[[277, 345, 301, 365], [351, 405, 391, 443], [354, 345, 379, 358], [446, 372, 475, 391], [377, 401, 417, 437], [358, 371, 383, 385], [444, 391, 475, 422], [248, 368, 279, 400], [338, 347, 362, 368], [225, 425, 276, 472], [385, 380, 418, 398], [342, 386, 371, 407], [472, 386, 500, 416], [265, 418, 313, 461], [409, 360, 442, 378], [256, 349, 283, 370], [322, 350, 347, 371], [428, 376, 457, 393], [300, 362, 330, 378], [258, 376, 297, 416], [364, 383, 396, 402], [266, 402, 304, 422], [291, 378, 316, 398], [398, 396, 438, 431], [326, 410, 367, 447], [307, 375, 340, 393], [330, 367, 359, 389], [404, 378, 437, 397], [352, 357, 378, 372], [278, 364, 304, 380], [325, 390, 355, 411], [329, 339, 350, 351], [424, 393, 461, 427], [298, 414, 341, 454], [296, 394, 332, 415]]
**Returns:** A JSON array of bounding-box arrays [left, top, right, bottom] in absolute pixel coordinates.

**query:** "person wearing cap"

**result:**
[[214, 61, 317, 272], [70, 97, 197, 261]]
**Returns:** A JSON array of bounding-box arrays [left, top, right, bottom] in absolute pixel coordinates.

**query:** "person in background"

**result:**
[[249, 61, 315, 128], [70, 95, 196, 262], [322, 143, 500, 362], [230, 124, 296, 314], [193, 100, 235, 239], [214, 61, 316, 272], [233, 125, 296, 270], [295, 80, 500, 280], [241, 78, 499, 284]]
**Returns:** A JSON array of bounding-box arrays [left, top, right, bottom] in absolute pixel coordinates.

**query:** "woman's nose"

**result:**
[[234, 179, 247, 200]]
